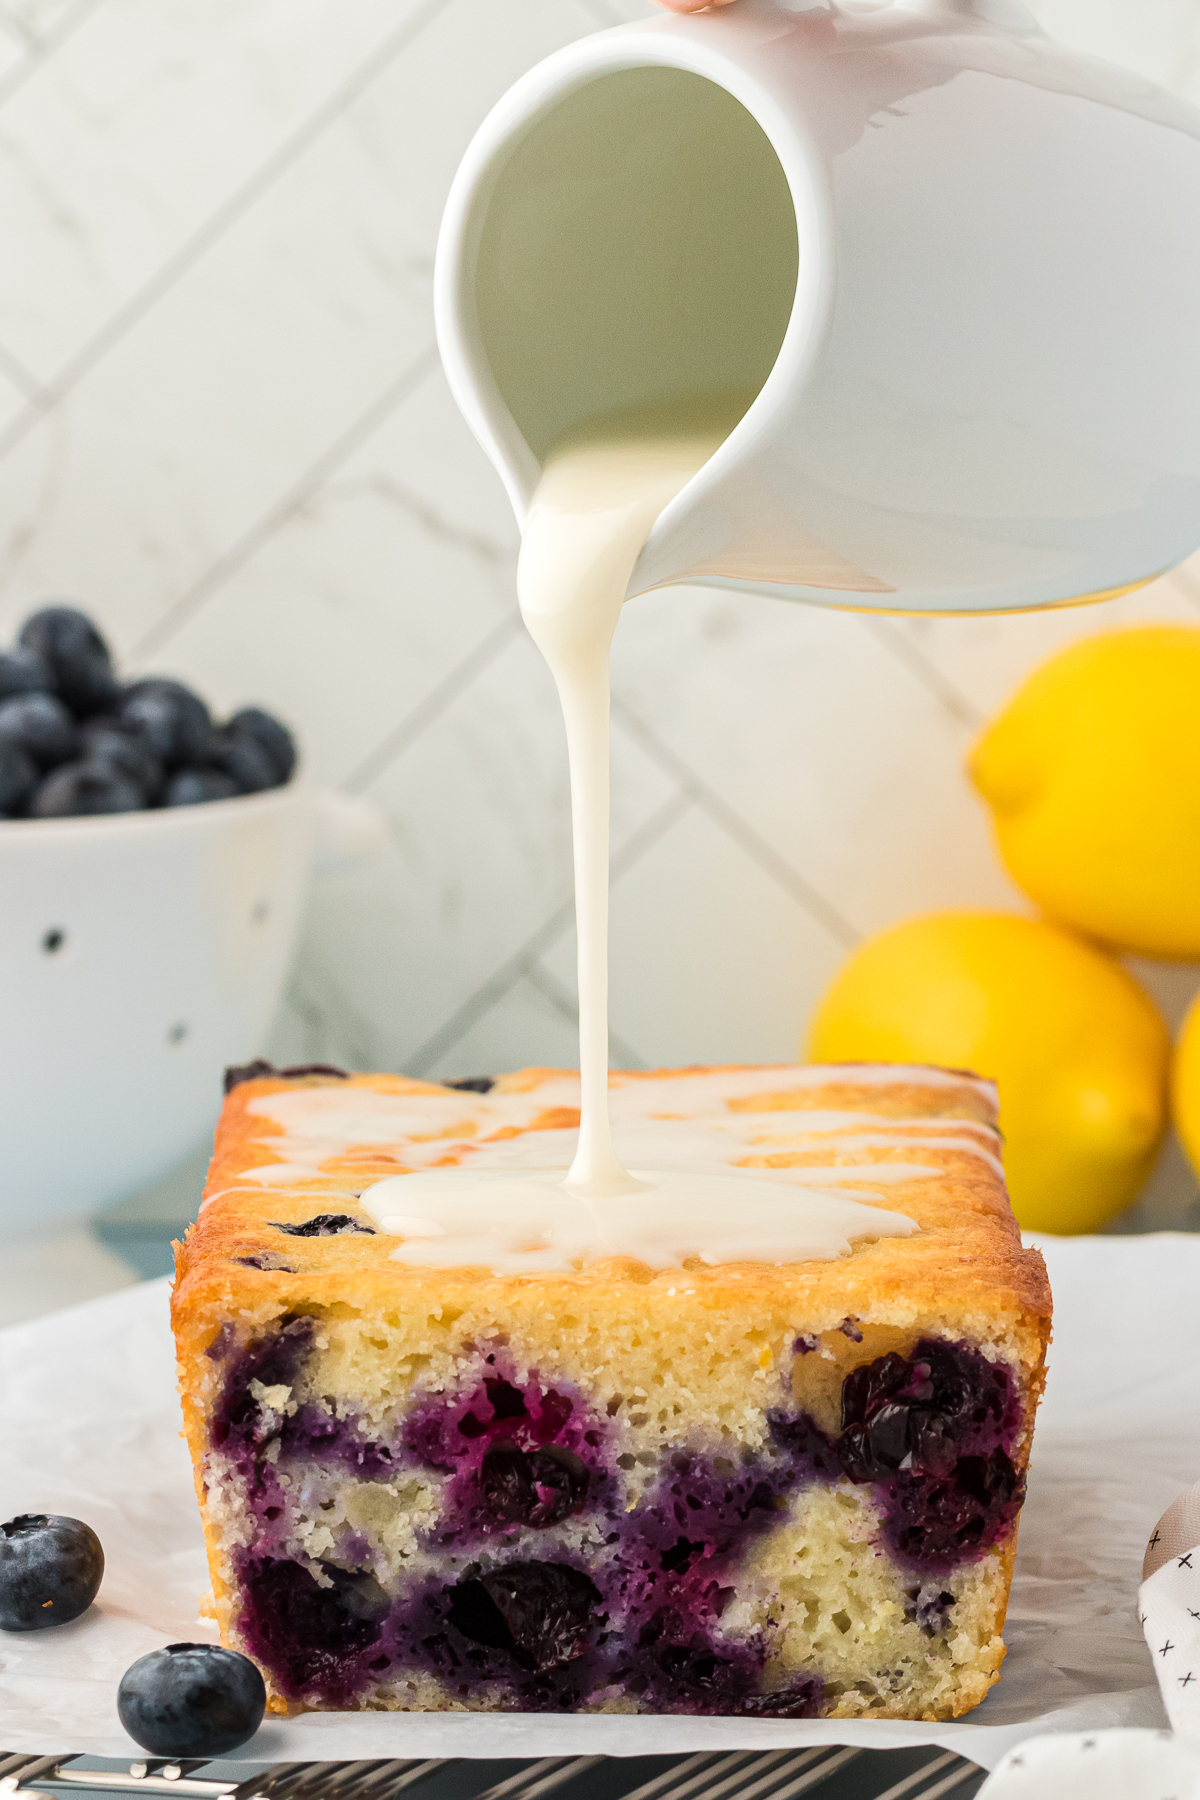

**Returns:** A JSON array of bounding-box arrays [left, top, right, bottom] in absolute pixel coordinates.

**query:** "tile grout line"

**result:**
[[0, 336, 45, 402], [0, 0, 456, 465], [610, 693, 861, 951], [0, 0, 106, 106], [285, 960, 389, 1074], [577, 0, 623, 24], [404, 788, 694, 1077], [857, 615, 986, 731], [522, 960, 649, 1071], [131, 340, 442, 660], [343, 606, 525, 797], [404, 894, 576, 1078], [1162, 561, 1200, 614], [0, 0, 40, 54]]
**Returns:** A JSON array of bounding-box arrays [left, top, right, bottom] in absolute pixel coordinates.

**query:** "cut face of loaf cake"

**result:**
[[172, 1063, 1051, 1721]]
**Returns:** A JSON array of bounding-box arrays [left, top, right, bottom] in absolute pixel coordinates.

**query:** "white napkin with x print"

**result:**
[[980, 1481, 1200, 1794]]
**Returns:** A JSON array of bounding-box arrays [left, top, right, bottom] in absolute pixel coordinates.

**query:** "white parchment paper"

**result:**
[[0, 1233, 1193, 1771]]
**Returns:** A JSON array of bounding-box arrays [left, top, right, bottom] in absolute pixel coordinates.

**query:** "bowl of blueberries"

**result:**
[[0, 603, 321, 1237]]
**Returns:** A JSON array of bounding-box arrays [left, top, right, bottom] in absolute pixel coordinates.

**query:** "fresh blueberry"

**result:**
[[117, 1642, 266, 1757], [119, 678, 213, 768], [80, 718, 165, 800], [480, 1441, 589, 1528], [18, 606, 119, 718], [165, 768, 239, 807], [205, 727, 279, 795], [0, 740, 37, 816], [0, 1514, 104, 1631], [29, 760, 147, 818], [0, 692, 81, 769], [447, 1561, 600, 1670], [0, 647, 51, 704], [225, 707, 296, 784]]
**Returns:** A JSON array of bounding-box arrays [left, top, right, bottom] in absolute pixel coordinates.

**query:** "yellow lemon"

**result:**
[[807, 911, 1168, 1233], [968, 625, 1200, 958], [1170, 992, 1200, 1185]]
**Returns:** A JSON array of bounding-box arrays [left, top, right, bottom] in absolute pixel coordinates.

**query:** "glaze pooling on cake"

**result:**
[[360, 1163, 922, 1275], [218, 1063, 1008, 1274], [174, 1062, 1051, 1721], [223, 1062, 1004, 1195]]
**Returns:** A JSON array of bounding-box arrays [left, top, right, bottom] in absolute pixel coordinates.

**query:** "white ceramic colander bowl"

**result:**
[[0, 782, 344, 1238]]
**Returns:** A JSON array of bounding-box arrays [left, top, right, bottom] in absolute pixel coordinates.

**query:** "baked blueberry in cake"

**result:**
[[173, 1063, 1050, 1719]]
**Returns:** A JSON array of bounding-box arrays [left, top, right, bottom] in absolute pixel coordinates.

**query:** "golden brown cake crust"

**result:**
[[175, 1062, 1050, 1368]]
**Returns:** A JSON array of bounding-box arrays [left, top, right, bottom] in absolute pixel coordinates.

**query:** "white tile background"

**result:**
[[3, 0, 1200, 1238]]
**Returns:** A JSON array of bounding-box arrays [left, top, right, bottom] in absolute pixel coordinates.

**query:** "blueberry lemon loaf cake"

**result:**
[[173, 1062, 1050, 1721]]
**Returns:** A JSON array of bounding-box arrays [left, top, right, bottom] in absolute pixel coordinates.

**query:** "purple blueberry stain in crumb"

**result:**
[[402, 1365, 835, 1712], [271, 1214, 375, 1238], [736, 1680, 824, 1717], [906, 1584, 957, 1636], [279, 1405, 395, 1478], [339, 1531, 371, 1567], [839, 1318, 864, 1343], [235, 1556, 389, 1707], [209, 1316, 396, 1487], [792, 1333, 820, 1355], [766, 1411, 842, 1479], [210, 1316, 312, 1470], [219, 1336, 835, 1712], [365, 1570, 607, 1710], [234, 1254, 296, 1272], [404, 1365, 611, 1543], [219, 1333, 1021, 1712], [593, 1427, 841, 1715]]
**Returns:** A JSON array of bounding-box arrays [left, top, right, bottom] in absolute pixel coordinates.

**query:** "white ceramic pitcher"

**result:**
[[436, 0, 1200, 615]]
